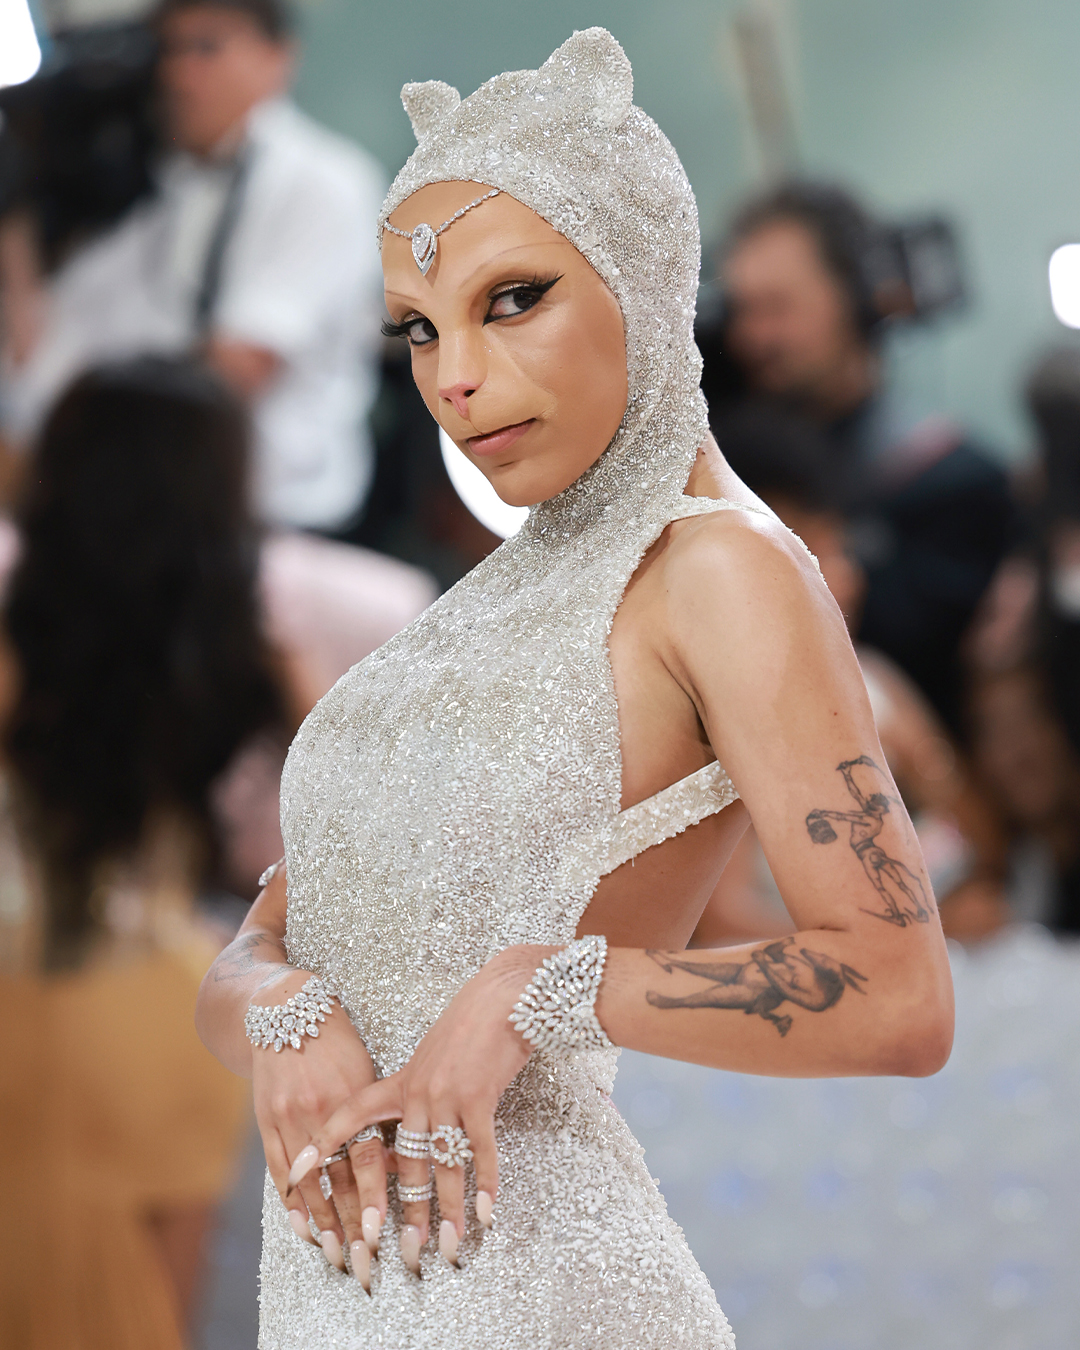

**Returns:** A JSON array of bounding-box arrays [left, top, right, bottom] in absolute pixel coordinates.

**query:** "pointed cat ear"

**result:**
[[541, 27, 634, 128], [401, 81, 462, 143]]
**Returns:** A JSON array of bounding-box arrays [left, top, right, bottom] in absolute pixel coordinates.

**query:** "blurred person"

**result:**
[[1024, 348, 1080, 759], [0, 0, 385, 531], [966, 665, 1080, 933], [693, 403, 1009, 948], [701, 182, 1016, 735], [0, 357, 290, 1346], [0, 355, 434, 1344], [959, 348, 1080, 933]]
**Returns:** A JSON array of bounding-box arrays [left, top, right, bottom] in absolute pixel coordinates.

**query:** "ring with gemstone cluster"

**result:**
[[429, 1125, 473, 1168], [394, 1125, 432, 1159], [346, 1125, 383, 1148], [397, 1179, 435, 1204]]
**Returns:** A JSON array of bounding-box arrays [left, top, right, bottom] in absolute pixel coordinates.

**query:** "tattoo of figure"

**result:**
[[805, 755, 932, 928], [212, 931, 285, 982], [645, 940, 867, 1037]]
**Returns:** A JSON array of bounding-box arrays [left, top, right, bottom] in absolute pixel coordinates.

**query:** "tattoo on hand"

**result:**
[[805, 756, 933, 928], [212, 931, 286, 982], [645, 940, 867, 1037]]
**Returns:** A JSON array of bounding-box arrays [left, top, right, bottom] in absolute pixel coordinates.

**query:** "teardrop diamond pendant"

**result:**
[[411, 223, 437, 275]]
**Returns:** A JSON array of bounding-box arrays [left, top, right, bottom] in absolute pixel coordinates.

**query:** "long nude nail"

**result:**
[[439, 1219, 459, 1266], [475, 1190, 494, 1228], [361, 1206, 381, 1253], [288, 1209, 317, 1245], [350, 1240, 371, 1292], [288, 1144, 320, 1189], [319, 1230, 346, 1272], [400, 1224, 421, 1275]]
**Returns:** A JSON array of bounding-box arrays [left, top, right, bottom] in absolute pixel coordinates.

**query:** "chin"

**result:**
[[482, 451, 600, 509]]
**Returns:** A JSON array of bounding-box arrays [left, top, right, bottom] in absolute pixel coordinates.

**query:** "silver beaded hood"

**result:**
[[377, 26, 709, 491]]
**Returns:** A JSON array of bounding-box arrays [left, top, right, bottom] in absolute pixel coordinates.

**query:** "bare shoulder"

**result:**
[[662, 504, 836, 628]]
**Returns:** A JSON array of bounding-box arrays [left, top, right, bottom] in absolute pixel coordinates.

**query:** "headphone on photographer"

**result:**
[[712, 181, 964, 343]]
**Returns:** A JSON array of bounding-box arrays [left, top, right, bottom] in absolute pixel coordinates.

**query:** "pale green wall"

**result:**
[[294, 0, 1080, 457]]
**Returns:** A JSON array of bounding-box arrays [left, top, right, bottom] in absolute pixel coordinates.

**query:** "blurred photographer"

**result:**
[[0, 0, 385, 532], [700, 182, 1016, 736]]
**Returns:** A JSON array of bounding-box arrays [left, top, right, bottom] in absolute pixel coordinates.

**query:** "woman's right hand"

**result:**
[[251, 969, 391, 1292]]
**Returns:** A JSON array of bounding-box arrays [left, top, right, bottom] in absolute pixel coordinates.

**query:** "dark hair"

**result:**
[[712, 401, 839, 515], [1025, 348, 1080, 523], [4, 357, 286, 965], [152, 0, 293, 41], [724, 181, 888, 340]]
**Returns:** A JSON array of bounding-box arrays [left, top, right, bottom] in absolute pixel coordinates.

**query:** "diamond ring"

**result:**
[[430, 1125, 473, 1168]]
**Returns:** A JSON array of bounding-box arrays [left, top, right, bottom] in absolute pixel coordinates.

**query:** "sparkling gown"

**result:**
[[259, 26, 744, 1349]]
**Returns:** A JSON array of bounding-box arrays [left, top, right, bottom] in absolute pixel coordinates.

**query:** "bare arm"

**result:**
[[587, 511, 953, 1076], [195, 864, 295, 1077], [195, 864, 393, 1284]]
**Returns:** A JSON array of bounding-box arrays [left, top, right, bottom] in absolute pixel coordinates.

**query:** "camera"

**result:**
[[0, 21, 158, 271]]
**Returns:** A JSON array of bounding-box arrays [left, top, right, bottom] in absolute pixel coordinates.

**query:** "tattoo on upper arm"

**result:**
[[645, 940, 867, 1037], [805, 755, 933, 928], [212, 930, 287, 982]]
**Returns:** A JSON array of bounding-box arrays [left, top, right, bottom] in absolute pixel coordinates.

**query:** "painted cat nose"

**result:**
[[440, 383, 477, 419]]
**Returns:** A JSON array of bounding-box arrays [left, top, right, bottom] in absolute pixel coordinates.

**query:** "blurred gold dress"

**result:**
[[0, 821, 249, 1350]]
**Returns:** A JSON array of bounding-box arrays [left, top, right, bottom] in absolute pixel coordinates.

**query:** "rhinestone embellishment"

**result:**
[[410, 222, 437, 274], [508, 935, 615, 1055], [430, 1125, 474, 1168], [244, 975, 339, 1052], [383, 188, 500, 274]]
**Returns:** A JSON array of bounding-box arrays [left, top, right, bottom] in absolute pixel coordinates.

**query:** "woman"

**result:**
[[197, 30, 953, 1347], [0, 357, 284, 1348]]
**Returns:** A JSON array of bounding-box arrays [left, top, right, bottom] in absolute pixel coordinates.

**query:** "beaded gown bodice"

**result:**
[[259, 28, 740, 1349], [261, 454, 744, 1350]]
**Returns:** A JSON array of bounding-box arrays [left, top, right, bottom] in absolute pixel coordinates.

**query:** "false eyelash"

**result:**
[[381, 316, 416, 340], [380, 274, 563, 343], [489, 273, 562, 302]]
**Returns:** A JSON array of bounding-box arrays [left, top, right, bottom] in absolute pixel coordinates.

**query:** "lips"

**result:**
[[466, 419, 535, 456]]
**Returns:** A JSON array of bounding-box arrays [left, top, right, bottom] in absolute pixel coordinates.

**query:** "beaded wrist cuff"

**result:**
[[245, 975, 339, 1052], [508, 935, 614, 1055]]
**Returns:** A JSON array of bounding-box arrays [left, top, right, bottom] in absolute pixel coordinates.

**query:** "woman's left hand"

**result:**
[[286, 944, 550, 1270]]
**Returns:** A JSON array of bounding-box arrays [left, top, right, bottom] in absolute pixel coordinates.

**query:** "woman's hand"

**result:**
[[286, 946, 546, 1272], [253, 968, 394, 1291]]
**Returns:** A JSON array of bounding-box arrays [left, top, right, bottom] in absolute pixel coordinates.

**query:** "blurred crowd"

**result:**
[[0, 0, 1077, 1345]]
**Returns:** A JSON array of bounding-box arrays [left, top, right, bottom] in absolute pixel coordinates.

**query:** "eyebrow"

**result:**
[[383, 240, 571, 308]]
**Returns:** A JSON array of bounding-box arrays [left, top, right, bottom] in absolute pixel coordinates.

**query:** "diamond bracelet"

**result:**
[[508, 934, 615, 1055], [245, 975, 340, 1053]]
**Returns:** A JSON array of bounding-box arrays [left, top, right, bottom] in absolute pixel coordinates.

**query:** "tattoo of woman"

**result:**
[[645, 941, 867, 1037], [805, 756, 932, 928]]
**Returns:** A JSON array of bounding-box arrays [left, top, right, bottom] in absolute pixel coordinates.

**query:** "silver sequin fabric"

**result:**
[[259, 28, 741, 1349]]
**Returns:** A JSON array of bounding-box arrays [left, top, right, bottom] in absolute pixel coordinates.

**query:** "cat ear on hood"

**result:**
[[540, 27, 634, 128], [400, 80, 462, 143]]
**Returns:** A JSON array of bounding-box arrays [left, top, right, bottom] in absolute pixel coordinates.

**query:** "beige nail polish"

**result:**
[[361, 1206, 381, 1253], [438, 1219, 459, 1266], [350, 1240, 371, 1292], [319, 1230, 346, 1272], [475, 1190, 494, 1228], [288, 1209, 316, 1245], [400, 1224, 421, 1275], [288, 1143, 320, 1188]]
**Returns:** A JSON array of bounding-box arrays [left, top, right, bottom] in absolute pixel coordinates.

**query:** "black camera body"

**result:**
[[0, 22, 159, 271]]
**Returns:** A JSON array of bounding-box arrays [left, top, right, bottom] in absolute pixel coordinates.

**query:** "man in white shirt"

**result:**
[[1, 0, 385, 530]]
